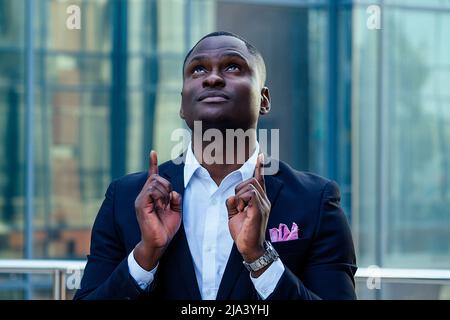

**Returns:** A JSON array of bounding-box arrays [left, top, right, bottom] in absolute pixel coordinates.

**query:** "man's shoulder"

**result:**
[[112, 171, 147, 187], [275, 160, 337, 194]]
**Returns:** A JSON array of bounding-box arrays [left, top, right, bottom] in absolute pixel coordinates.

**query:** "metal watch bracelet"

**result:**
[[243, 241, 279, 272]]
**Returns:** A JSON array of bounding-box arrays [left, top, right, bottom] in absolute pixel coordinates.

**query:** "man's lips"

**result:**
[[201, 96, 229, 103], [197, 91, 230, 102]]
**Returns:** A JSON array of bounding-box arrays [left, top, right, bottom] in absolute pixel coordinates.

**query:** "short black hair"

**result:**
[[182, 31, 266, 85]]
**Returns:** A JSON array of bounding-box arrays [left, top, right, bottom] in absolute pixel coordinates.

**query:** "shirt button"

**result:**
[[211, 198, 218, 205]]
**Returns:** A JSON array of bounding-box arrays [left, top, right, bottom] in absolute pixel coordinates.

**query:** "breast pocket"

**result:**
[[271, 238, 311, 271], [272, 238, 310, 254]]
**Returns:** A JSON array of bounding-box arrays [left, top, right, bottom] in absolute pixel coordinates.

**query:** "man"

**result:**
[[74, 31, 357, 300]]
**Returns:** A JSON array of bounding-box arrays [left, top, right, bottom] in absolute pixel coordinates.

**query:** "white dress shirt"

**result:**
[[128, 141, 285, 299]]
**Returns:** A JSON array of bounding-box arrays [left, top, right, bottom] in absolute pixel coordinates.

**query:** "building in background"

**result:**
[[0, 0, 449, 299]]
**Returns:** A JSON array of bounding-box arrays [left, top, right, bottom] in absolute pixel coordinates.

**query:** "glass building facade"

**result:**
[[0, 0, 449, 299]]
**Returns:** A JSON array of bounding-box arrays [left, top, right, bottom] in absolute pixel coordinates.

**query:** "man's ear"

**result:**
[[260, 87, 271, 115], [179, 107, 185, 119], [179, 91, 186, 119]]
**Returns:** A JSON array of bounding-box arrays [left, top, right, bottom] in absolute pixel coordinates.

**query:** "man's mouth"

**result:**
[[201, 96, 229, 103], [197, 91, 230, 103]]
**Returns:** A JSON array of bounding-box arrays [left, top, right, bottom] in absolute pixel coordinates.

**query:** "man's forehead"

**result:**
[[189, 35, 251, 60]]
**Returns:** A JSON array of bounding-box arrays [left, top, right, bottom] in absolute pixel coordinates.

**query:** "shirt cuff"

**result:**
[[249, 258, 285, 300], [127, 249, 158, 290]]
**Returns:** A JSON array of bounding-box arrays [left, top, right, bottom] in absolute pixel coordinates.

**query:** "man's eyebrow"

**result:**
[[187, 55, 208, 65], [220, 52, 248, 63], [187, 52, 249, 65]]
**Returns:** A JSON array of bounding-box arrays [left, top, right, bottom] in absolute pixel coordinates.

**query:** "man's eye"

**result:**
[[225, 64, 240, 72], [192, 66, 206, 74]]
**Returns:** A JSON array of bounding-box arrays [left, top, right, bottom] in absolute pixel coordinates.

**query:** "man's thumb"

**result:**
[[226, 196, 238, 218]]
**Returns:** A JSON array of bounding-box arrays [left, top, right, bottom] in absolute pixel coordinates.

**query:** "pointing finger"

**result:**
[[255, 153, 265, 192], [149, 150, 159, 176]]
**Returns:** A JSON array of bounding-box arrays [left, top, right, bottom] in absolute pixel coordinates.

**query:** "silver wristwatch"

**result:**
[[243, 241, 279, 272]]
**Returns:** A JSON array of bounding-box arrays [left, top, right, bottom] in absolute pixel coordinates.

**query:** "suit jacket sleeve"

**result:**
[[73, 181, 146, 300], [267, 180, 357, 300]]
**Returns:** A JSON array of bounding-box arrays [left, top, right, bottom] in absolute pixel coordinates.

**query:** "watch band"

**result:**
[[243, 241, 279, 272]]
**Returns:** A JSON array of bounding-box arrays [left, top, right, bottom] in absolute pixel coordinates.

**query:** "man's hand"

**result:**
[[226, 154, 271, 275], [134, 150, 182, 271]]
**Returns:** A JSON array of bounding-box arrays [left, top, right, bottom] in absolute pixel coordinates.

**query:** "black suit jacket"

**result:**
[[74, 158, 357, 300]]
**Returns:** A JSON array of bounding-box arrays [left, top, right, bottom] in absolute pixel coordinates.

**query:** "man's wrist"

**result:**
[[128, 250, 158, 291], [242, 241, 279, 276], [133, 241, 164, 271], [250, 261, 273, 278], [242, 246, 265, 263]]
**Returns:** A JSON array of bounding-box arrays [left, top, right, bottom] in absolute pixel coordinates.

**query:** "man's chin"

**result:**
[[197, 119, 235, 131], [186, 112, 251, 132]]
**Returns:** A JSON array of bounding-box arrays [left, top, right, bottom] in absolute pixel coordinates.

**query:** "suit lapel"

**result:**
[[162, 160, 202, 299], [215, 243, 243, 300], [216, 173, 284, 300], [170, 224, 202, 299]]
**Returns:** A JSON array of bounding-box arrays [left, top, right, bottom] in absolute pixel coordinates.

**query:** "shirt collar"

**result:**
[[183, 141, 260, 188]]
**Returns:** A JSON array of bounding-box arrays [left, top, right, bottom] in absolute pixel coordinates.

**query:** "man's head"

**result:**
[[180, 31, 270, 131]]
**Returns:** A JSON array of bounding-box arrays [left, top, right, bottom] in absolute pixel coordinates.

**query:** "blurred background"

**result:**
[[0, 0, 449, 299]]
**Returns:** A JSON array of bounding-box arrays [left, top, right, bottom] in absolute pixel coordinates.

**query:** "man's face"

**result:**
[[180, 35, 269, 131]]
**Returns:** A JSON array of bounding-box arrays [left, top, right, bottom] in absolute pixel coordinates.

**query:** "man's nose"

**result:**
[[202, 70, 225, 88]]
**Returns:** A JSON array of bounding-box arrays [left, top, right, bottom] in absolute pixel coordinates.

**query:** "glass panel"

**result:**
[[157, 0, 186, 55], [47, 0, 111, 52], [352, 5, 382, 268], [128, 0, 157, 54], [336, 8, 353, 218], [353, 3, 450, 269], [82, 57, 111, 86], [127, 91, 146, 173], [45, 55, 111, 87], [153, 90, 185, 163], [383, 8, 450, 268], [385, 0, 450, 6], [46, 55, 81, 86], [26, 0, 112, 261], [158, 54, 184, 88], [0, 0, 25, 48], [47, 0, 82, 52], [31, 90, 110, 258], [308, 8, 328, 176], [83, 0, 112, 52], [0, 86, 26, 258], [0, 1, 26, 259]]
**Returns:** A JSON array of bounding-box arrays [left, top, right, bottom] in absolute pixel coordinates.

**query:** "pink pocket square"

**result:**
[[269, 222, 299, 242]]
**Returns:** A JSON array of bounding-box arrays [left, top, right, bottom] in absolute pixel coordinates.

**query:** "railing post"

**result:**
[[53, 270, 61, 300], [60, 270, 67, 300]]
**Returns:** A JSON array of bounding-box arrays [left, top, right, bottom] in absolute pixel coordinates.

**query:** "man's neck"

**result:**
[[191, 135, 257, 186]]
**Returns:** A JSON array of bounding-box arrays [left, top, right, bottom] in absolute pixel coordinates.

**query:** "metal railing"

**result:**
[[1, 260, 450, 299], [355, 267, 450, 284], [0, 260, 86, 300]]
